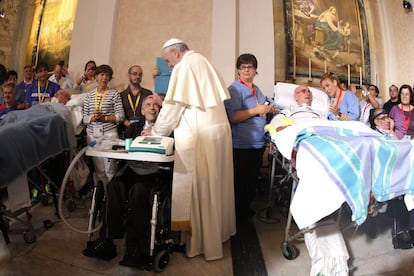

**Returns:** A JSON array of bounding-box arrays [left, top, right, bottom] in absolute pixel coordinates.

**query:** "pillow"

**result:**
[[66, 94, 85, 135], [67, 93, 85, 107]]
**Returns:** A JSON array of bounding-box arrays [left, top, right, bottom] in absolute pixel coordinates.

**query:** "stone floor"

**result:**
[[1, 190, 413, 275]]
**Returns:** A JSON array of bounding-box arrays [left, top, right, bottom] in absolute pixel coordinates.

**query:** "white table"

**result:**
[[86, 148, 174, 163]]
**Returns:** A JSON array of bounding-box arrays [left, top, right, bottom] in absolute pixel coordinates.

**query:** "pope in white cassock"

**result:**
[[142, 38, 236, 261]]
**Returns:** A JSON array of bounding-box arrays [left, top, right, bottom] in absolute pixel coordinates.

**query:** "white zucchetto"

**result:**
[[162, 38, 185, 49]]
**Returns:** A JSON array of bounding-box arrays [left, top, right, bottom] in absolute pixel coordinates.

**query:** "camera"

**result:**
[[356, 85, 361, 90]]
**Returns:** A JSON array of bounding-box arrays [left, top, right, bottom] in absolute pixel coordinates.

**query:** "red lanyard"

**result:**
[[334, 90, 344, 106], [400, 105, 412, 132], [239, 79, 256, 99]]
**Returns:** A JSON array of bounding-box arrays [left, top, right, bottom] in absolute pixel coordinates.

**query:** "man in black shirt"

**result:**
[[383, 84, 400, 113], [119, 65, 153, 139]]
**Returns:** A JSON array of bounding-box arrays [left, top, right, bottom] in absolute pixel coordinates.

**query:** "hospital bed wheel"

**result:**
[[23, 231, 36, 244], [281, 241, 298, 260], [153, 249, 170, 272]]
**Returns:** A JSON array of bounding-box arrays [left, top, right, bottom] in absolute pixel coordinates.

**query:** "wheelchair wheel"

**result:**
[[153, 249, 170, 272], [281, 241, 298, 260]]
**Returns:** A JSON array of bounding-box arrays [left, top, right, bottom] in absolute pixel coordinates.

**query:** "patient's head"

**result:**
[[294, 84, 313, 106], [369, 108, 391, 130], [52, 89, 71, 105], [141, 95, 161, 123]]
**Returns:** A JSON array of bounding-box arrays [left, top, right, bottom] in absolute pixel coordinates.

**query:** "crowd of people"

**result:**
[[1, 37, 414, 270]]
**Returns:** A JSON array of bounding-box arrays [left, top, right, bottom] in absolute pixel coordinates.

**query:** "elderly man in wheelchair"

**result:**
[[82, 95, 170, 270]]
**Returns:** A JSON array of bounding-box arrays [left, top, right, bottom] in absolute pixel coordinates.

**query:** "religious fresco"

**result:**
[[26, 0, 78, 69], [282, 0, 369, 85]]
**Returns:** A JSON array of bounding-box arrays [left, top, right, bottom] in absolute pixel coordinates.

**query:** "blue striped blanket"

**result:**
[[295, 125, 414, 225]]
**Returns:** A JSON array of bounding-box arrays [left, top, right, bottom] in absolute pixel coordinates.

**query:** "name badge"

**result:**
[[92, 123, 104, 138]]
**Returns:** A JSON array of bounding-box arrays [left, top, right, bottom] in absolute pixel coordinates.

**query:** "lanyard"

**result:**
[[334, 90, 344, 106], [400, 105, 412, 132], [94, 89, 108, 111], [239, 79, 257, 99], [37, 81, 49, 103], [127, 92, 141, 116]]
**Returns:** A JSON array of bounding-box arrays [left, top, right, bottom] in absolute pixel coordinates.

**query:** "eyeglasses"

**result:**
[[130, 72, 143, 76], [239, 65, 255, 71]]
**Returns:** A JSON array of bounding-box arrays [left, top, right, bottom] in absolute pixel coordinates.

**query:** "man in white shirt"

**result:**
[[48, 64, 74, 89]]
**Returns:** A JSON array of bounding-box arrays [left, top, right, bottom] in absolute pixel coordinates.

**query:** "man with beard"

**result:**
[[120, 65, 153, 138]]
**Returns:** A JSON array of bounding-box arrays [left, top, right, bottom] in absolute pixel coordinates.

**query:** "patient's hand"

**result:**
[[276, 126, 290, 132], [141, 128, 152, 136]]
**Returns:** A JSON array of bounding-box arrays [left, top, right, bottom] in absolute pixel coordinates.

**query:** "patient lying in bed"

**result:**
[[270, 84, 326, 132], [269, 82, 414, 230]]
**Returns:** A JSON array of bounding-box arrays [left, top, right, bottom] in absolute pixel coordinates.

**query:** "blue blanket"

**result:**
[[0, 104, 70, 187], [296, 125, 414, 225]]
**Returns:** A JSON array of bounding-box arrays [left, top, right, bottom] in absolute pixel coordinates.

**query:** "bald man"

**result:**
[[271, 84, 324, 131]]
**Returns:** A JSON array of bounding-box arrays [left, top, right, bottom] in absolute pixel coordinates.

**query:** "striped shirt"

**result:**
[[83, 88, 125, 135]]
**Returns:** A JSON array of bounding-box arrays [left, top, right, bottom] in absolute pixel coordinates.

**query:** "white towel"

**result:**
[[304, 222, 349, 276]]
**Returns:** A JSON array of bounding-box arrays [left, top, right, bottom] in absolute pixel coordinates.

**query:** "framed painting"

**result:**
[[282, 0, 370, 85], [26, 0, 78, 69]]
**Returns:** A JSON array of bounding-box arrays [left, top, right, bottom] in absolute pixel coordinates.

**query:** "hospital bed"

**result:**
[[267, 83, 414, 266], [0, 103, 77, 245], [59, 136, 175, 272]]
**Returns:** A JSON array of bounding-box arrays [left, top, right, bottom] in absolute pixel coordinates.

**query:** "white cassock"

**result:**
[[152, 50, 236, 261]]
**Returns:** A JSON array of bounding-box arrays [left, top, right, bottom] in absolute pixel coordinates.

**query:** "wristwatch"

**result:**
[[336, 112, 342, 120]]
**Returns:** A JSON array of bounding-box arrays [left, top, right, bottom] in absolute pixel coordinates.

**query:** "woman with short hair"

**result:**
[[83, 64, 124, 185]]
